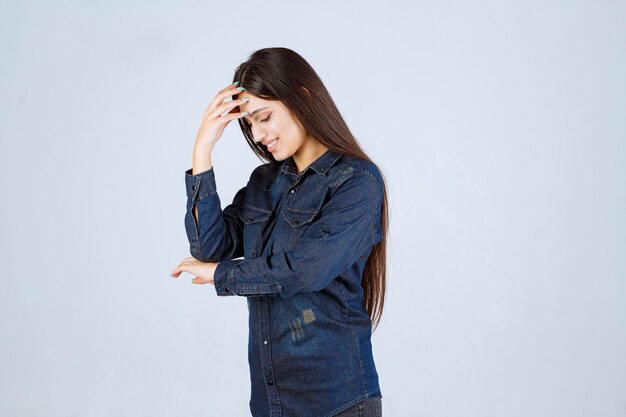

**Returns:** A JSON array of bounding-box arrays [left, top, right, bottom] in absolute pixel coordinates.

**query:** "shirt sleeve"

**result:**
[[212, 171, 383, 298], [184, 166, 246, 262]]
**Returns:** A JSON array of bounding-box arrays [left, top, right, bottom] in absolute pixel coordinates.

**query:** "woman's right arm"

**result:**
[[184, 164, 246, 262], [183, 81, 250, 262]]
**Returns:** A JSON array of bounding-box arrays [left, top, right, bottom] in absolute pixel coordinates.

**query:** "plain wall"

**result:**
[[1, 1, 624, 416]]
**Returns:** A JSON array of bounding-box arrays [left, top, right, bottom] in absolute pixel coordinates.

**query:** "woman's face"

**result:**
[[237, 92, 309, 161]]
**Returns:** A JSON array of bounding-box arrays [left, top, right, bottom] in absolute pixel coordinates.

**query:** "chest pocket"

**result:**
[[282, 208, 320, 249], [284, 208, 318, 228], [237, 205, 272, 258]]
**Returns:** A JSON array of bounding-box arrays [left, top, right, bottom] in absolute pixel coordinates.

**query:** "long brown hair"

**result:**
[[231, 47, 389, 331]]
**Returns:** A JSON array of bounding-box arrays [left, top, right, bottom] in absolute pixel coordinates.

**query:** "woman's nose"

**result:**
[[251, 126, 266, 143]]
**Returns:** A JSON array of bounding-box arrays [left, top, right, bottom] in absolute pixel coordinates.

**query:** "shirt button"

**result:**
[[268, 380, 274, 386], [263, 340, 268, 345], [192, 185, 197, 190], [224, 287, 230, 292], [290, 189, 295, 193]]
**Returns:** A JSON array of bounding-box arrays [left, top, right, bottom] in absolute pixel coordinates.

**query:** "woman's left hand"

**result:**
[[171, 257, 219, 285]]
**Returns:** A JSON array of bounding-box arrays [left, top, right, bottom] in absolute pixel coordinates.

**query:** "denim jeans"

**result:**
[[332, 396, 382, 417]]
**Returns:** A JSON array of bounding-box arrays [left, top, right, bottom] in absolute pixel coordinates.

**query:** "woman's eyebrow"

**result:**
[[243, 107, 270, 121]]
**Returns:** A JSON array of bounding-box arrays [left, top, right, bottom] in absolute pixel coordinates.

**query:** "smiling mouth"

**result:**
[[266, 139, 278, 150]]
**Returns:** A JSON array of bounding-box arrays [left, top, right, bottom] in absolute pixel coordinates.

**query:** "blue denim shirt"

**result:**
[[184, 148, 383, 417]]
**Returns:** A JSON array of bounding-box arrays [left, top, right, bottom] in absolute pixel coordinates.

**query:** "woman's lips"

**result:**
[[267, 139, 278, 152]]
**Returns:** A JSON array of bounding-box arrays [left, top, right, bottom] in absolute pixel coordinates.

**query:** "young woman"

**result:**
[[171, 47, 389, 417]]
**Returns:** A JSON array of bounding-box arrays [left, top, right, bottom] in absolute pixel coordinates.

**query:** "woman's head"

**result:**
[[231, 47, 360, 163], [232, 47, 390, 331], [236, 92, 326, 163]]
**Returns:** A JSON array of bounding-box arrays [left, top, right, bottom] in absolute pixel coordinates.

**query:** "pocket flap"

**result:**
[[284, 208, 318, 228], [238, 206, 272, 224]]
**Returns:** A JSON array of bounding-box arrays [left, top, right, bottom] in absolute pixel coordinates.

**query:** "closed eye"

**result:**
[[243, 113, 271, 128]]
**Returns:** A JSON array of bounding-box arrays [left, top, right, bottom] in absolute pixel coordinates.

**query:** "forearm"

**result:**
[[184, 165, 246, 262], [192, 143, 213, 223]]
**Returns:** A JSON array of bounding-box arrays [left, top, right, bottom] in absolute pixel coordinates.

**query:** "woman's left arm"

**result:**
[[211, 171, 383, 298]]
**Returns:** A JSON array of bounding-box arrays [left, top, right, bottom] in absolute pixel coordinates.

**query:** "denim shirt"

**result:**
[[184, 148, 383, 417]]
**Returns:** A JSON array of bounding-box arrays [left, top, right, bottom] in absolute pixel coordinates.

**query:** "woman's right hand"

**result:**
[[194, 82, 249, 153]]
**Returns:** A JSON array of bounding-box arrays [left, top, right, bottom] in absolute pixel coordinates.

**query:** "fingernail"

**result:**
[[242, 97, 250, 102], [236, 86, 246, 91], [233, 81, 240, 85], [241, 111, 248, 116]]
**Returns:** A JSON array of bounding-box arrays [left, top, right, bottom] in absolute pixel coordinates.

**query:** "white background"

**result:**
[[1, 1, 624, 416]]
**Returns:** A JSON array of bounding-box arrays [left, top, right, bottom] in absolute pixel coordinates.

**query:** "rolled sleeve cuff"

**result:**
[[213, 258, 283, 297], [213, 259, 239, 296], [185, 167, 217, 201]]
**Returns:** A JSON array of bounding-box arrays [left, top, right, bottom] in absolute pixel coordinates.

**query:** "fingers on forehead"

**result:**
[[219, 82, 240, 96]]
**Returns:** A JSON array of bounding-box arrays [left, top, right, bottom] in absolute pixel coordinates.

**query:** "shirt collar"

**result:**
[[280, 148, 343, 176]]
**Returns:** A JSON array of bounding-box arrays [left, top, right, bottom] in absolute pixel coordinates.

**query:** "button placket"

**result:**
[[258, 297, 280, 409], [261, 178, 299, 257]]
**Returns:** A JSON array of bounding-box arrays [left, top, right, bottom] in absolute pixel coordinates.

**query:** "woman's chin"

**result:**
[[271, 151, 286, 160]]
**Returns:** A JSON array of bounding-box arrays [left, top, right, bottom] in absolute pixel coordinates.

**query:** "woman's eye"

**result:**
[[245, 114, 270, 128]]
